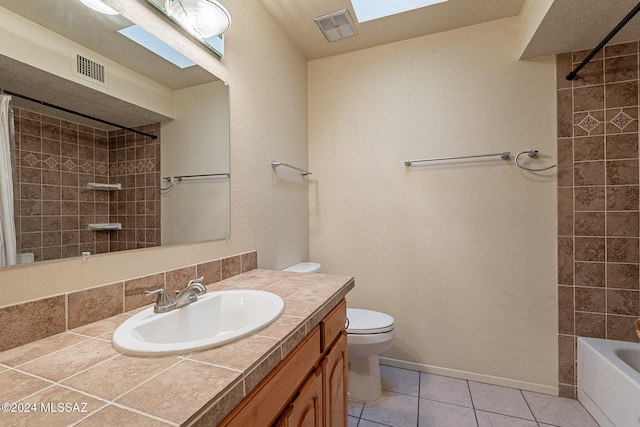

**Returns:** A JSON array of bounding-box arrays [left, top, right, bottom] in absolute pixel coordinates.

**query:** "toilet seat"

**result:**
[[347, 308, 395, 334]]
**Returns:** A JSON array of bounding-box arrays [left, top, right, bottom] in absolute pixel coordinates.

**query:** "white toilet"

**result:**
[[283, 262, 396, 402]]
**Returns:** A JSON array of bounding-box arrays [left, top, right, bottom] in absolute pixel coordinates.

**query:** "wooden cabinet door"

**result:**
[[322, 331, 348, 427], [281, 368, 323, 427]]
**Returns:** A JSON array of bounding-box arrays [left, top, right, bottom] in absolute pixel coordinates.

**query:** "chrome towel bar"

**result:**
[[271, 161, 312, 176], [162, 173, 230, 181], [404, 152, 510, 166]]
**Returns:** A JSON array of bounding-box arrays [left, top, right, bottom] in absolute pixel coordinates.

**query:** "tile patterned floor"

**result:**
[[347, 365, 600, 427]]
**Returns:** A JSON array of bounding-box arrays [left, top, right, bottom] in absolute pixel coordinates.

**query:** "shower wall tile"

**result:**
[[557, 41, 640, 397], [574, 262, 605, 288], [13, 108, 160, 262]]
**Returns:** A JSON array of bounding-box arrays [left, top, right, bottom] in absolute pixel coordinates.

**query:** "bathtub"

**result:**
[[578, 337, 640, 427]]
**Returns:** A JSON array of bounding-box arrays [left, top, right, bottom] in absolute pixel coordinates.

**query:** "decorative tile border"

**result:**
[[0, 251, 258, 352]]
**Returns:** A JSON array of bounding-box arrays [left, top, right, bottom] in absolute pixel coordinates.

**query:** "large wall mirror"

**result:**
[[0, 0, 230, 267]]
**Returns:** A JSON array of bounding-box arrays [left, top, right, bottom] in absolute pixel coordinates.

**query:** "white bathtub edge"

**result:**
[[578, 337, 640, 427]]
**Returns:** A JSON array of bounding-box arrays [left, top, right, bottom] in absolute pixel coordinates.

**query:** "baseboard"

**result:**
[[379, 356, 559, 396]]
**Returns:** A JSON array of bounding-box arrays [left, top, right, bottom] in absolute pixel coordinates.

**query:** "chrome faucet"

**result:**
[[145, 276, 207, 313]]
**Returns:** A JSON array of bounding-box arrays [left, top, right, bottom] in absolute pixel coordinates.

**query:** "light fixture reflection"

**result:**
[[169, 0, 231, 38], [79, 0, 119, 15]]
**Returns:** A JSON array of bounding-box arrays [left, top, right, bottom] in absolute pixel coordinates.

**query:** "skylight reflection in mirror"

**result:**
[[350, 0, 448, 23]]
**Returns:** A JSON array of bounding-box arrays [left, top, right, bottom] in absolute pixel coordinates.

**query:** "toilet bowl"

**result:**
[[283, 262, 396, 402]]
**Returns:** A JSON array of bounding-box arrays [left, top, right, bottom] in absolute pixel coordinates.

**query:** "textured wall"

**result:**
[[309, 17, 558, 392], [556, 42, 640, 398]]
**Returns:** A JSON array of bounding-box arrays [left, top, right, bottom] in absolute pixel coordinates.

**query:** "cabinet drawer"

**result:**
[[321, 299, 347, 352]]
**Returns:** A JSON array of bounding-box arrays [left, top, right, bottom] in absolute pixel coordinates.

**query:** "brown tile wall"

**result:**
[[13, 108, 160, 262], [0, 250, 258, 351], [108, 125, 161, 252], [557, 42, 640, 398]]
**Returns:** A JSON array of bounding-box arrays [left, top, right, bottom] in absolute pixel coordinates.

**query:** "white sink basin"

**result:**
[[113, 290, 284, 356]]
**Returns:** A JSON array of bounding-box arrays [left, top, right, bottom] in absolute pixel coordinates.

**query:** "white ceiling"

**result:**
[[522, 0, 640, 59], [260, 0, 640, 61], [260, 0, 526, 60]]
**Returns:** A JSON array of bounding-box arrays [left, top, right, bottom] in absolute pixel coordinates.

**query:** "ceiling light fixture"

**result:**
[[169, 0, 231, 38], [80, 0, 118, 15], [79, 0, 119, 15]]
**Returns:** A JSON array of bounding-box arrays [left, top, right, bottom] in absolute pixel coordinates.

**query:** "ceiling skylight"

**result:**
[[350, 0, 448, 23], [118, 25, 196, 69]]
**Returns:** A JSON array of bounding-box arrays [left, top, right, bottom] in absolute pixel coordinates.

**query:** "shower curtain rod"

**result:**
[[1, 89, 158, 140], [566, 2, 640, 81]]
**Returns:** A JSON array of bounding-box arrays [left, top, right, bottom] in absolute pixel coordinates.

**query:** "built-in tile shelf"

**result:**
[[87, 182, 122, 190], [88, 223, 122, 231]]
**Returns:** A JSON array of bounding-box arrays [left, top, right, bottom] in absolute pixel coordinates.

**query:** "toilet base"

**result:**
[[348, 354, 382, 402]]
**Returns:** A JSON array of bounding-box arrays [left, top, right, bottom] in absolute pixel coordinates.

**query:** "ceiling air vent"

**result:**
[[314, 9, 358, 42], [73, 52, 107, 86]]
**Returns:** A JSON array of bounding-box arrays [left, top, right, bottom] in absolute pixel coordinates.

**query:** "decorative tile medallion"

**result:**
[[44, 157, 59, 169], [610, 111, 633, 130], [24, 153, 39, 167], [578, 114, 600, 133]]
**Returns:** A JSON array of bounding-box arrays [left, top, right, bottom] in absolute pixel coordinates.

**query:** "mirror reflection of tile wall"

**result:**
[[14, 107, 161, 262]]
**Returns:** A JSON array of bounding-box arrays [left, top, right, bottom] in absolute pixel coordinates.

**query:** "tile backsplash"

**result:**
[[557, 42, 640, 397], [0, 251, 257, 351]]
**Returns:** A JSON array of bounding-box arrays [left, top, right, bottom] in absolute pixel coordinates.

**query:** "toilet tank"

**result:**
[[283, 262, 321, 273]]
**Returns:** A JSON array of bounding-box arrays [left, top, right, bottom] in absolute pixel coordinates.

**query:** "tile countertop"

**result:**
[[0, 269, 355, 427]]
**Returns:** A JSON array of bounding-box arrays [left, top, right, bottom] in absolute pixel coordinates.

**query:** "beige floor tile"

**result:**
[[522, 390, 600, 427], [476, 410, 538, 427], [348, 400, 364, 417], [419, 399, 477, 427], [468, 381, 534, 420], [380, 365, 420, 397], [360, 390, 419, 426], [420, 372, 473, 408]]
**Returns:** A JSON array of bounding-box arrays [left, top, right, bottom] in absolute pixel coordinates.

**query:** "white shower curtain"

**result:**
[[0, 94, 17, 266]]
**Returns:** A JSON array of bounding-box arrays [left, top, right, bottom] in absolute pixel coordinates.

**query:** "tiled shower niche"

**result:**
[[13, 107, 161, 262], [557, 42, 640, 398]]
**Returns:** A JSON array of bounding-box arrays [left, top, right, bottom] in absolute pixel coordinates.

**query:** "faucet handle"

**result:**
[[145, 288, 171, 306], [187, 276, 205, 287]]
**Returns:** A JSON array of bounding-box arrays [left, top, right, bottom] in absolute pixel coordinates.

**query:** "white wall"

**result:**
[[0, 0, 309, 306], [308, 17, 558, 392]]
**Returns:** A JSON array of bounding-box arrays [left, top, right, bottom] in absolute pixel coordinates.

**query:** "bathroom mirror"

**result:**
[[0, 0, 230, 266]]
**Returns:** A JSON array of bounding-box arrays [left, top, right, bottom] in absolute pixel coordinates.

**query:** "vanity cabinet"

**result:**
[[321, 332, 348, 427], [219, 299, 348, 427]]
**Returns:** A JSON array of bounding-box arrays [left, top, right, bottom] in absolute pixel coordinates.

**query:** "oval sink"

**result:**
[[113, 290, 284, 356]]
